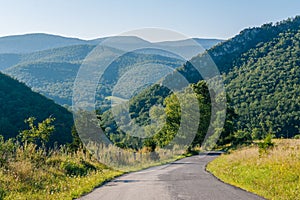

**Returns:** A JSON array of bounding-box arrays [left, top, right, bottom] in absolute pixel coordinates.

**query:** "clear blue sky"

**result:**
[[0, 0, 299, 41]]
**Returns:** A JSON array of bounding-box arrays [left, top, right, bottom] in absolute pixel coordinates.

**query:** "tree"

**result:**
[[20, 117, 55, 146]]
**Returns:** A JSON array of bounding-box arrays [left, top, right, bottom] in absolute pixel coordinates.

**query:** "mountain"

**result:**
[[184, 16, 300, 138], [0, 53, 20, 70], [2, 35, 221, 106], [155, 38, 223, 59], [0, 33, 91, 54], [0, 33, 222, 55], [224, 20, 300, 138], [0, 72, 73, 145], [121, 16, 300, 140], [4, 44, 184, 106]]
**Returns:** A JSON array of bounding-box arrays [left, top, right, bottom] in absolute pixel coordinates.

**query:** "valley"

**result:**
[[0, 15, 299, 200]]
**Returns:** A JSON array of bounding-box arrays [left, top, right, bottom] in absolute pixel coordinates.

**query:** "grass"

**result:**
[[0, 141, 123, 200], [85, 141, 190, 171], [0, 138, 193, 200], [206, 139, 300, 200]]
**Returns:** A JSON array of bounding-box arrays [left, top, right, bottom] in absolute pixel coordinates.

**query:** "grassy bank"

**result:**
[[0, 140, 122, 200], [0, 138, 192, 199], [207, 139, 300, 200]]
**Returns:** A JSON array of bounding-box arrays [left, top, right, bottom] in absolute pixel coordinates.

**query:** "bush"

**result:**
[[258, 133, 274, 155], [61, 160, 97, 176], [293, 134, 300, 139]]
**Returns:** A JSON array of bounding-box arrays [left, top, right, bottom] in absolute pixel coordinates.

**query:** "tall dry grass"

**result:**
[[86, 141, 187, 171], [207, 139, 300, 200], [0, 141, 121, 200]]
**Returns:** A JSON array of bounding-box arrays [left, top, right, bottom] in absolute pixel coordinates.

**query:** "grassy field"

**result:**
[[207, 139, 300, 200]]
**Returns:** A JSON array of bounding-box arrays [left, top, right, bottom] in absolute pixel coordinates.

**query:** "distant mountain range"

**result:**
[[1, 33, 222, 106], [0, 33, 223, 54]]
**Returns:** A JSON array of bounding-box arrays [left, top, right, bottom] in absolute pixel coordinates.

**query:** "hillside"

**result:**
[[225, 24, 300, 138], [176, 17, 300, 83], [124, 16, 300, 143], [5, 46, 184, 106], [0, 72, 73, 145], [188, 16, 300, 139]]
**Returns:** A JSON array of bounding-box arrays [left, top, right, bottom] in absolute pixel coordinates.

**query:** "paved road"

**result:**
[[79, 154, 265, 200]]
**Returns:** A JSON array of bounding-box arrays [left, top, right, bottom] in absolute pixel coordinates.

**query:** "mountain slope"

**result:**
[[0, 72, 73, 145], [121, 16, 300, 141], [5, 62, 80, 105], [177, 16, 300, 83], [225, 25, 300, 138], [183, 16, 300, 138]]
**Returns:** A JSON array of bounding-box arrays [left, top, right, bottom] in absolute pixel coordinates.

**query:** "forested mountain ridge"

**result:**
[[0, 44, 95, 71], [177, 16, 300, 83], [225, 25, 300, 138], [5, 48, 184, 106], [184, 16, 300, 138], [109, 16, 300, 148], [0, 72, 73, 145]]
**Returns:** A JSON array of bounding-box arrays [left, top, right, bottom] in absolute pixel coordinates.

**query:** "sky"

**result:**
[[0, 0, 300, 41]]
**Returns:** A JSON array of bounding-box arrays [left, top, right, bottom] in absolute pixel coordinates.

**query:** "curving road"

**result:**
[[79, 154, 265, 200]]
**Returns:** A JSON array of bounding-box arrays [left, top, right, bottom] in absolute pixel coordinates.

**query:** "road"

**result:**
[[79, 154, 265, 200]]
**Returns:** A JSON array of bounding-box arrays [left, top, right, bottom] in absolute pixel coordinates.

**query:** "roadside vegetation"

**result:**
[[207, 139, 300, 200], [0, 117, 193, 200], [0, 117, 121, 200]]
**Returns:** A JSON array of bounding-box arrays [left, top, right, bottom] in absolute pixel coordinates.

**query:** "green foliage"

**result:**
[[61, 159, 97, 177], [226, 27, 300, 138], [20, 117, 55, 145], [0, 136, 16, 167], [0, 187, 5, 200], [100, 80, 235, 150], [258, 133, 274, 155], [176, 16, 300, 141], [143, 139, 157, 152], [232, 130, 252, 146], [67, 126, 83, 152], [294, 134, 300, 139]]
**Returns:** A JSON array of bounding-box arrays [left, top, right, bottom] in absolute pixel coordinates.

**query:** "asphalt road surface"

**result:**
[[79, 154, 265, 200]]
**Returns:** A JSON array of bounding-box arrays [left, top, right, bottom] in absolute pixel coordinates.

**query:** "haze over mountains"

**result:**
[[0, 33, 222, 54], [0, 33, 222, 106]]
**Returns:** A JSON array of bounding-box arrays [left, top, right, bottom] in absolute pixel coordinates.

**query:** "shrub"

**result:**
[[61, 160, 97, 176], [258, 133, 274, 155], [293, 134, 300, 139]]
